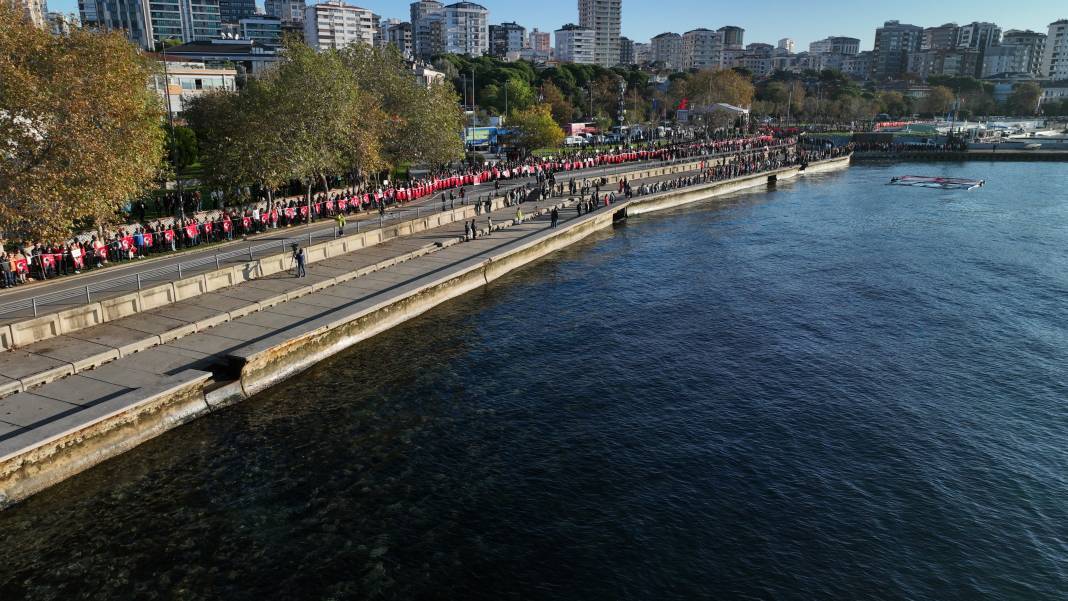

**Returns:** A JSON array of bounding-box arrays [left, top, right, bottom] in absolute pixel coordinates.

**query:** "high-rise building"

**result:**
[[651, 31, 683, 71], [303, 0, 376, 50], [263, 0, 303, 24], [809, 36, 860, 56], [777, 38, 795, 53], [1000, 29, 1047, 76], [1041, 19, 1068, 79], [871, 20, 923, 80], [410, 0, 442, 59], [717, 25, 743, 48], [907, 48, 979, 79], [441, 2, 487, 56], [45, 11, 80, 33], [218, 0, 253, 24], [555, 23, 595, 64], [77, 0, 99, 27], [982, 45, 1035, 78], [528, 27, 550, 52], [489, 21, 524, 58], [618, 35, 634, 65], [239, 15, 281, 46], [634, 41, 650, 65], [385, 21, 413, 57], [922, 23, 959, 50], [85, 0, 221, 48], [6, 0, 47, 28], [682, 28, 718, 70], [578, 0, 621, 67], [954, 21, 1000, 77]]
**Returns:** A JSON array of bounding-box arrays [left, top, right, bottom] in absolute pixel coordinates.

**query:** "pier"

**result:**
[[0, 152, 851, 508]]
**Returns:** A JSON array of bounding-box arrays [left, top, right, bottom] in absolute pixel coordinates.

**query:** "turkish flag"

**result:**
[[185, 224, 198, 238], [222, 219, 232, 232], [285, 207, 296, 219], [143, 233, 154, 247]]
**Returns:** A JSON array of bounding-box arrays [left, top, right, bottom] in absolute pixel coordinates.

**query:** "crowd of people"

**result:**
[[1, 134, 806, 290], [851, 140, 968, 153]]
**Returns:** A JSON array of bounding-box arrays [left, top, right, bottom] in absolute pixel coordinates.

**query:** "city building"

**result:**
[[1040, 19, 1068, 80], [554, 23, 595, 64], [717, 25, 743, 49], [997, 30, 1047, 77], [45, 11, 80, 34], [634, 41, 650, 65], [809, 36, 860, 55], [651, 31, 683, 71], [1041, 80, 1068, 105], [682, 28, 718, 70], [842, 51, 873, 79], [578, 0, 621, 67], [922, 23, 959, 50], [239, 15, 281, 46], [150, 58, 236, 117], [955, 21, 1000, 77], [907, 48, 980, 79], [385, 20, 413, 56], [489, 21, 524, 58], [777, 38, 795, 53], [410, 0, 442, 59], [6, 0, 46, 28], [618, 35, 634, 65], [441, 2, 487, 56], [83, 0, 222, 49], [982, 44, 1036, 78], [77, 0, 98, 27], [412, 63, 446, 88], [263, 0, 303, 24], [218, 0, 254, 25], [528, 27, 550, 52], [303, 0, 376, 51], [871, 20, 923, 80], [162, 37, 278, 75]]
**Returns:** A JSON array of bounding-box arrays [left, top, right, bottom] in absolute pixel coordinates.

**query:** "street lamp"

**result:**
[[161, 42, 185, 221]]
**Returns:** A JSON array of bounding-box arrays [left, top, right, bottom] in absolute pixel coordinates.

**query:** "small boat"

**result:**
[[889, 176, 985, 190]]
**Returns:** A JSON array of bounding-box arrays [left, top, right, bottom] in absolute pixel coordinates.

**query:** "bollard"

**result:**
[[308, 231, 312, 246], [32, 297, 38, 317], [357, 219, 360, 233], [85, 286, 91, 304], [177, 263, 183, 279], [249, 245, 254, 261], [136, 273, 142, 290], [215, 254, 221, 269]]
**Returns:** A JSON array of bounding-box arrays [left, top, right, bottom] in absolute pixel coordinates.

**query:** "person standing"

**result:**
[[464, 220, 471, 241], [336, 212, 346, 235], [292, 244, 306, 278], [550, 207, 559, 228]]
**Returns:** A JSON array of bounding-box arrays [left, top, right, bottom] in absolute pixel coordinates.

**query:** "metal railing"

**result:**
[[0, 144, 795, 322]]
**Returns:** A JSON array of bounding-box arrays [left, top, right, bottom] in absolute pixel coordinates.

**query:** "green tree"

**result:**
[[509, 105, 564, 153], [165, 125, 199, 172], [0, 6, 165, 240], [1006, 82, 1042, 116], [920, 86, 955, 116]]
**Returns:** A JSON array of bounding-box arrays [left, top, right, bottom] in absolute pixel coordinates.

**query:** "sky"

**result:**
[[47, 0, 1066, 51]]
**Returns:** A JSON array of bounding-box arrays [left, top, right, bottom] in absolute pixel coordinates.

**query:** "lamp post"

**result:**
[[161, 42, 185, 221]]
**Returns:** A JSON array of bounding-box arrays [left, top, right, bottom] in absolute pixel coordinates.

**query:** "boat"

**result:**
[[888, 176, 985, 190]]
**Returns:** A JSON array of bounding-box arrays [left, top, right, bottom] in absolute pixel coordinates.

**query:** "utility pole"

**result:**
[[161, 42, 185, 221]]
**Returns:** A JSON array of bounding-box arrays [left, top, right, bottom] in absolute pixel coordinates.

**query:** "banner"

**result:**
[[12, 257, 28, 273], [163, 229, 175, 243], [185, 224, 198, 239], [242, 217, 252, 230], [71, 249, 84, 270], [222, 219, 232, 233], [285, 207, 296, 219], [143, 233, 154, 247]]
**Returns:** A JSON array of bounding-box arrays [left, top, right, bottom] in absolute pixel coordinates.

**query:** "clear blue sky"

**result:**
[[48, 0, 1066, 51]]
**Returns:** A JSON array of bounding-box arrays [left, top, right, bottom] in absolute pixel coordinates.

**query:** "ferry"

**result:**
[[889, 176, 985, 190]]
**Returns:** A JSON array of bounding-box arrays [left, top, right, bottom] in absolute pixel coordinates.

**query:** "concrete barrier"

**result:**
[[0, 370, 212, 509]]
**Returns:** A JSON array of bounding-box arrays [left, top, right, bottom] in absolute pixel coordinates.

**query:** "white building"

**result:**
[[1001, 30, 1046, 77], [554, 23, 595, 64], [528, 27, 550, 52], [441, 1, 487, 56], [410, 0, 442, 59], [303, 0, 376, 50], [7, 0, 47, 28], [263, 0, 302, 24], [982, 45, 1034, 78], [578, 0, 621, 67], [683, 28, 719, 70], [151, 59, 237, 117], [45, 11, 80, 34], [1041, 19, 1068, 80], [82, 0, 222, 49], [777, 38, 795, 53], [651, 32, 683, 71]]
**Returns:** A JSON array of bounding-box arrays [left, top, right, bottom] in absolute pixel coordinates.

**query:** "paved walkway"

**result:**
[[0, 192, 593, 447]]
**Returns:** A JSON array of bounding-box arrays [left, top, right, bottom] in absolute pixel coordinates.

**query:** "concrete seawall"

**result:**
[[0, 155, 850, 508]]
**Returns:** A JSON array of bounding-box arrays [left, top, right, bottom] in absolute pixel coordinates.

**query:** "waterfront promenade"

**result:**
[[0, 150, 850, 507]]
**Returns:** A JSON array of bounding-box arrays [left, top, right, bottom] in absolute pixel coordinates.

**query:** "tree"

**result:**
[[685, 69, 755, 109], [541, 80, 577, 126], [342, 44, 463, 169], [1006, 82, 1042, 116], [920, 86, 955, 116], [165, 125, 199, 173], [508, 105, 564, 153], [0, 6, 164, 240]]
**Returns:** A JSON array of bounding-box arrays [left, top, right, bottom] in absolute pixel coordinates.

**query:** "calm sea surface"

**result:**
[[2, 161, 1068, 600]]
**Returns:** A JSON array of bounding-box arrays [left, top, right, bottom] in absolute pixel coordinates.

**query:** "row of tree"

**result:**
[[185, 42, 464, 206]]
